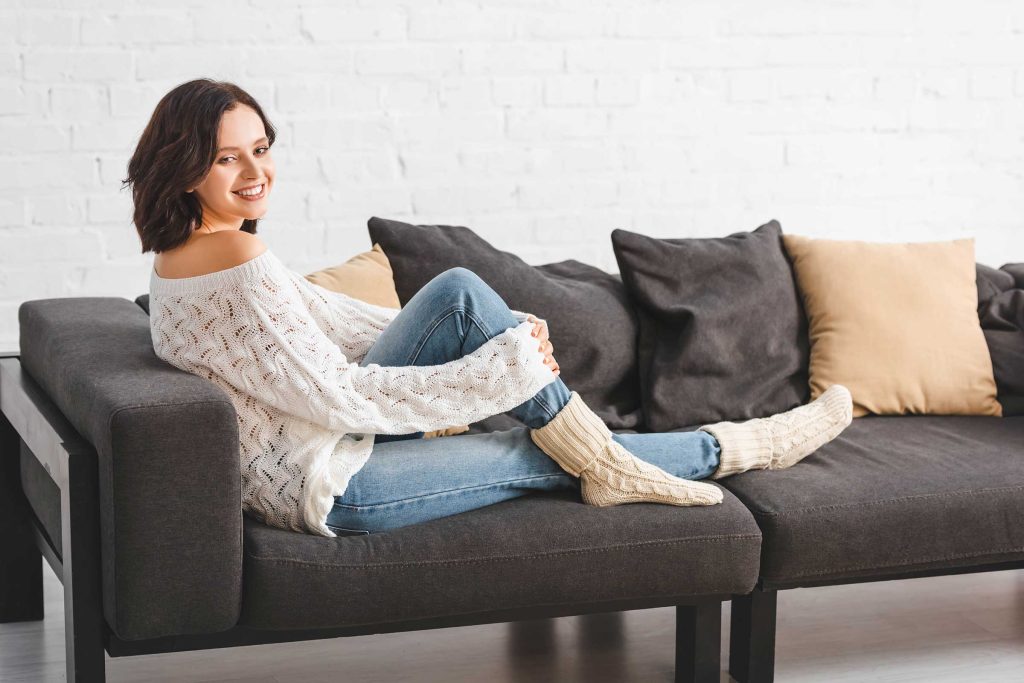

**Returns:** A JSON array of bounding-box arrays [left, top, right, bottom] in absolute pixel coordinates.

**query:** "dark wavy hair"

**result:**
[[122, 78, 278, 254]]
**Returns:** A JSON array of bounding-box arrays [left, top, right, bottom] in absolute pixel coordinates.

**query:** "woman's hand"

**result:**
[[527, 314, 559, 376]]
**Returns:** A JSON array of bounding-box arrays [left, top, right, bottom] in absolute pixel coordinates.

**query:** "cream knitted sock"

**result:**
[[530, 391, 723, 507], [698, 384, 854, 480]]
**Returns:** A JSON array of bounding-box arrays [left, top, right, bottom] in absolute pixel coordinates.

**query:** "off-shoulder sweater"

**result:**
[[148, 248, 558, 537]]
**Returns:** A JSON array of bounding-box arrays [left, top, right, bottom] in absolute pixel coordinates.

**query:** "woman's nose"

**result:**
[[241, 155, 263, 178]]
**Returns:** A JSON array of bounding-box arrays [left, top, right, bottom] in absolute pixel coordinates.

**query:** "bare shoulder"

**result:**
[[203, 230, 268, 267], [156, 231, 268, 278]]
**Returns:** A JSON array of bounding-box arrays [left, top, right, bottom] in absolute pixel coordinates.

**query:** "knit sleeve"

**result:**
[[511, 310, 549, 327], [305, 282, 401, 364], [211, 269, 559, 436]]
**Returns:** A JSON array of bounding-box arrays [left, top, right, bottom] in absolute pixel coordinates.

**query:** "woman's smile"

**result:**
[[232, 182, 267, 201]]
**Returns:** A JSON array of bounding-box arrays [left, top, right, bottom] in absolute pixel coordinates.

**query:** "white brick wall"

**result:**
[[2, 0, 1024, 353]]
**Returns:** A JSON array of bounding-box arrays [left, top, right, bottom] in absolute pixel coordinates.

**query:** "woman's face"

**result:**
[[187, 104, 275, 232]]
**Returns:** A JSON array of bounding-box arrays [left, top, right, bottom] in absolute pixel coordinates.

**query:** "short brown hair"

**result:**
[[122, 79, 278, 254]]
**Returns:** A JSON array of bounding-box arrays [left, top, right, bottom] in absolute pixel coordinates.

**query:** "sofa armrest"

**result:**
[[18, 297, 242, 641]]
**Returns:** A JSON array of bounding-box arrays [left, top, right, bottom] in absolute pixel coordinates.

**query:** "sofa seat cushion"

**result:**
[[238, 488, 761, 631], [719, 415, 1024, 586]]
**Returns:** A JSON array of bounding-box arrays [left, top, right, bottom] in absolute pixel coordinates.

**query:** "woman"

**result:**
[[127, 79, 853, 538]]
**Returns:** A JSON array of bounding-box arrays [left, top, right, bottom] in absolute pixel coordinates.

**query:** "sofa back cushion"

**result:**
[[368, 216, 643, 430], [611, 220, 810, 431], [977, 262, 1024, 415]]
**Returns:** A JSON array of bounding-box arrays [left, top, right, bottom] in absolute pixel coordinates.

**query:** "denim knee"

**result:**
[[431, 266, 488, 293], [422, 267, 506, 321]]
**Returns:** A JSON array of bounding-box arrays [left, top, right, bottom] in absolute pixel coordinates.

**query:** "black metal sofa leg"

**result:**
[[0, 413, 44, 623], [61, 440, 107, 682], [729, 589, 778, 683], [675, 599, 722, 683]]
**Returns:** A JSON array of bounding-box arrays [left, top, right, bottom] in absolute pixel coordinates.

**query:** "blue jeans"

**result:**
[[325, 267, 721, 535]]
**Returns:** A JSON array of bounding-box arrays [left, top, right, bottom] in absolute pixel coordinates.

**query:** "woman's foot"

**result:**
[[530, 391, 723, 507], [698, 384, 854, 479]]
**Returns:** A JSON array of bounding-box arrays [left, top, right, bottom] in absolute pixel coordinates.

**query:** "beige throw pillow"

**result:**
[[305, 243, 469, 438], [781, 234, 1001, 418], [304, 242, 402, 309]]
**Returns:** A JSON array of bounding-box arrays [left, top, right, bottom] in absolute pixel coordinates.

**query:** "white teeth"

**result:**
[[234, 184, 264, 197]]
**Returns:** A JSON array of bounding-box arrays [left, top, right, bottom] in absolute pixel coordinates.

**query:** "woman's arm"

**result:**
[[304, 281, 401, 364], [207, 272, 558, 435]]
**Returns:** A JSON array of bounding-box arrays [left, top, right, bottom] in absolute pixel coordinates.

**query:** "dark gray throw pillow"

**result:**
[[611, 220, 810, 431], [977, 262, 1024, 416], [367, 216, 643, 431]]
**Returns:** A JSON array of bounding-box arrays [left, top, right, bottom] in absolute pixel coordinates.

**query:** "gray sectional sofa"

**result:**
[[2, 222, 1023, 683], [1, 301, 758, 683]]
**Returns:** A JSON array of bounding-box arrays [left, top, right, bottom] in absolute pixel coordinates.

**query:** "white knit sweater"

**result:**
[[148, 248, 558, 537]]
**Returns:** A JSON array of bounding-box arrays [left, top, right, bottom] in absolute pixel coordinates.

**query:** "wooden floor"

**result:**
[[2, 563, 1023, 682]]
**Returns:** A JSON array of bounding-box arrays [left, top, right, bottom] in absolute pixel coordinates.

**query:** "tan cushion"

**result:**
[[305, 244, 466, 438], [422, 424, 470, 439], [304, 243, 402, 309], [782, 234, 1002, 418]]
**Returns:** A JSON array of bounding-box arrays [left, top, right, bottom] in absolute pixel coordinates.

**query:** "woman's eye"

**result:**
[[218, 147, 270, 164]]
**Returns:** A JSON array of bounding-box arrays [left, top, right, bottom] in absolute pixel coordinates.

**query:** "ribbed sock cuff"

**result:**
[[765, 385, 853, 469], [698, 420, 773, 480], [771, 386, 853, 445], [529, 391, 608, 477]]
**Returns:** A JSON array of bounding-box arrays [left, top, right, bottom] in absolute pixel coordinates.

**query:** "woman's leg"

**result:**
[[360, 266, 572, 445], [328, 266, 722, 533], [326, 426, 721, 534], [697, 384, 854, 478]]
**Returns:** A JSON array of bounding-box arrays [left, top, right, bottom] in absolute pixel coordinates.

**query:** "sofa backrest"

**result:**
[[137, 257, 1024, 423]]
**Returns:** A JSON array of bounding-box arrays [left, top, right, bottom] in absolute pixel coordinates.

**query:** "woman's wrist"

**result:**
[[508, 321, 559, 389]]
